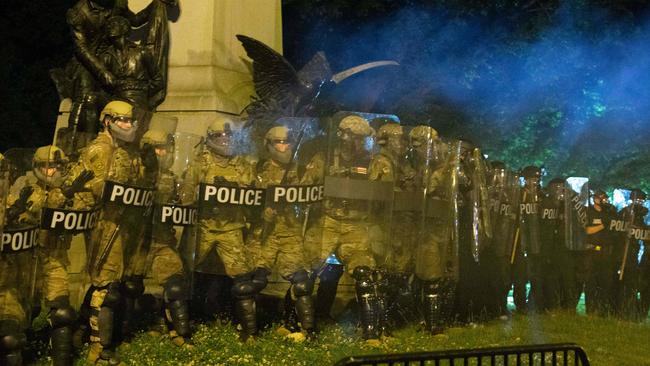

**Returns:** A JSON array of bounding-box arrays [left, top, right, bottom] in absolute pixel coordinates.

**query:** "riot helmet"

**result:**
[[547, 177, 566, 202], [521, 165, 542, 187], [141, 129, 175, 170], [206, 116, 234, 156], [265, 126, 293, 165], [337, 115, 373, 160], [33, 145, 68, 188], [489, 161, 507, 188], [376, 123, 405, 157], [100, 100, 137, 143]]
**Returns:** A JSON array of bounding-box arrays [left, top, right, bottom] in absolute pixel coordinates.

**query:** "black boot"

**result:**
[[291, 270, 316, 336], [97, 307, 120, 365], [315, 264, 343, 322], [283, 290, 300, 333], [422, 279, 444, 334], [0, 320, 26, 366], [234, 298, 257, 341], [353, 266, 380, 340], [120, 276, 144, 342], [50, 305, 75, 366]]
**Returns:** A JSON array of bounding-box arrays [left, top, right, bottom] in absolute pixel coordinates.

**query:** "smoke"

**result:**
[[291, 2, 650, 183]]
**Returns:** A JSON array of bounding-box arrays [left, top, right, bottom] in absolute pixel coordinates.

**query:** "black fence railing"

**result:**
[[334, 343, 590, 366]]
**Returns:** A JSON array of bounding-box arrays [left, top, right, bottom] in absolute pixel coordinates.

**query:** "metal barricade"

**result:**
[[334, 343, 590, 366]]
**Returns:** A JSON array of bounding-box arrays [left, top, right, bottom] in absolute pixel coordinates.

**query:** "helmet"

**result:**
[[630, 189, 646, 203], [206, 116, 234, 156], [547, 177, 566, 201], [593, 189, 607, 199], [141, 129, 175, 170], [338, 115, 374, 137], [408, 126, 438, 147], [521, 165, 541, 179], [490, 161, 506, 171], [33, 145, 68, 187], [100, 100, 137, 142], [376, 123, 403, 145], [265, 126, 293, 164]]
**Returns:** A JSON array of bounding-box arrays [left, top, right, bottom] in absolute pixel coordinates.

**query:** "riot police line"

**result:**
[[2, 105, 650, 366]]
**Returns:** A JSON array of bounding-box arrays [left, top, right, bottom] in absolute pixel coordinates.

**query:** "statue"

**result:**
[[50, 0, 178, 142]]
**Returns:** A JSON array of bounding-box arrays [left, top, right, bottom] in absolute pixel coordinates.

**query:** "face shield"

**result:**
[[33, 160, 67, 188], [206, 130, 233, 157], [267, 137, 294, 165], [107, 115, 138, 143], [338, 128, 368, 160]]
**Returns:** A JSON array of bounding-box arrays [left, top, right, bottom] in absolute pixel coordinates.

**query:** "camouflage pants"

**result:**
[[145, 242, 184, 287], [249, 229, 306, 279], [385, 218, 418, 273], [414, 230, 445, 281], [197, 220, 251, 277], [317, 215, 375, 275], [39, 250, 70, 305], [0, 289, 27, 326]]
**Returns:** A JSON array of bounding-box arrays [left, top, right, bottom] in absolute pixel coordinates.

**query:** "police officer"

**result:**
[[318, 115, 388, 340], [486, 161, 517, 317], [250, 125, 316, 338], [73, 100, 156, 364], [369, 123, 417, 332], [585, 189, 617, 315], [540, 178, 573, 310], [138, 129, 192, 346], [190, 116, 261, 341], [613, 189, 647, 320], [408, 126, 458, 334], [512, 166, 542, 313]]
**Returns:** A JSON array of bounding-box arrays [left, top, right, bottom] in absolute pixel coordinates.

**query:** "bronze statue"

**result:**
[[51, 0, 178, 138]]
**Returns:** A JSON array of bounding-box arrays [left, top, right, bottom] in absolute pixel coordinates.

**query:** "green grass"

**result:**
[[32, 312, 650, 366]]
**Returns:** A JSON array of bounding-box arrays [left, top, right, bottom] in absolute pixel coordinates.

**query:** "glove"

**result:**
[[141, 144, 159, 177], [62, 170, 94, 198], [7, 186, 34, 224]]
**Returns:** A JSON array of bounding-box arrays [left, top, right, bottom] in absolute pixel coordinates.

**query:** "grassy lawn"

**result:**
[[31, 311, 650, 365]]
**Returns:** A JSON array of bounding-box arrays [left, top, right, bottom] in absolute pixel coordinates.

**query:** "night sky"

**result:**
[[3, 0, 650, 189]]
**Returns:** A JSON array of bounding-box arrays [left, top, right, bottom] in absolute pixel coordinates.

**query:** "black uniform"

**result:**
[[584, 204, 617, 315]]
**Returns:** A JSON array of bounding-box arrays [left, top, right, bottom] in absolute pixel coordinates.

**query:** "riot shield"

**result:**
[[84, 139, 156, 287], [519, 176, 542, 256], [464, 146, 492, 262], [1, 149, 41, 333], [564, 177, 589, 250], [193, 122, 260, 277], [319, 113, 394, 273], [489, 169, 519, 258], [410, 133, 460, 281]]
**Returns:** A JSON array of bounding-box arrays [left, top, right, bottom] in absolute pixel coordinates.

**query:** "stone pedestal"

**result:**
[[55, 0, 282, 137], [60, 0, 282, 306]]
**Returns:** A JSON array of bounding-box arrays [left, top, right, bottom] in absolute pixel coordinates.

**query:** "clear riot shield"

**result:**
[[194, 122, 260, 276], [464, 146, 492, 262], [520, 177, 542, 256], [410, 133, 460, 282], [1, 149, 41, 331], [148, 132, 202, 289], [319, 113, 394, 274], [564, 177, 589, 250], [85, 140, 156, 288], [54, 128, 95, 161], [489, 169, 519, 258], [252, 118, 323, 293]]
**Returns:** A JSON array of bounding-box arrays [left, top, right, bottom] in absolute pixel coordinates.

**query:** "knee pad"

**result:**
[[164, 275, 188, 302], [121, 277, 145, 298], [231, 278, 257, 300], [352, 266, 373, 281], [100, 282, 121, 309], [320, 263, 344, 282], [251, 267, 270, 292], [291, 270, 315, 297], [50, 306, 76, 328], [423, 279, 443, 295], [0, 321, 26, 353]]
